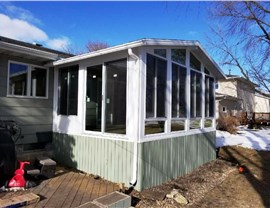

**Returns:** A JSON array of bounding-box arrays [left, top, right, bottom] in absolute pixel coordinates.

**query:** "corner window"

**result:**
[[154, 49, 166, 58], [8, 61, 48, 98], [59, 65, 78, 115]]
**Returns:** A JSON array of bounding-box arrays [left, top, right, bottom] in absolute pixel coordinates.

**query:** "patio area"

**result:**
[[0, 167, 121, 208]]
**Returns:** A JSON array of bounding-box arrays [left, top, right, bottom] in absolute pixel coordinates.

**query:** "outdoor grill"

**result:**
[[0, 120, 20, 186]]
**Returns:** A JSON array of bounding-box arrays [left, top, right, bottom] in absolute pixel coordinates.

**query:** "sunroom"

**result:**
[[52, 39, 225, 191]]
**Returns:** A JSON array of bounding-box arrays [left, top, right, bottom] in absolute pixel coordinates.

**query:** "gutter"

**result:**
[[128, 48, 139, 187], [0, 41, 59, 60]]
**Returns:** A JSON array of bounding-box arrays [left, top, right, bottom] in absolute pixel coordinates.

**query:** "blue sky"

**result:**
[[0, 1, 232, 74]]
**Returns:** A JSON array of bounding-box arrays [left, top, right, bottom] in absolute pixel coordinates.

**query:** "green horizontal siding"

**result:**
[[53, 133, 134, 186], [136, 131, 216, 190]]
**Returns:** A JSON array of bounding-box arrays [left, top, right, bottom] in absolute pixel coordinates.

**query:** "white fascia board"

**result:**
[[0, 41, 59, 60], [194, 42, 226, 80], [53, 39, 198, 66]]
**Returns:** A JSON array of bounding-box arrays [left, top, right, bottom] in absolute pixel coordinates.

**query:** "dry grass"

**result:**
[[217, 115, 240, 134]]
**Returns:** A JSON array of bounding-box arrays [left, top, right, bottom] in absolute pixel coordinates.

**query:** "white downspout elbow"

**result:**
[[128, 47, 139, 187]]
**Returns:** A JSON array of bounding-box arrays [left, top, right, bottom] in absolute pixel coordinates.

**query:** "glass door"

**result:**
[[85, 65, 102, 131]]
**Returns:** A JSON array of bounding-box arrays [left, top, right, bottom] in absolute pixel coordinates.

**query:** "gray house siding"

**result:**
[[0, 54, 54, 149], [52, 131, 216, 191]]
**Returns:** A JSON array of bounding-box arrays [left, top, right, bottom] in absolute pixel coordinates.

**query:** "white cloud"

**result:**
[[0, 13, 71, 51], [0, 14, 47, 42], [47, 37, 70, 51], [0, 2, 41, 25]]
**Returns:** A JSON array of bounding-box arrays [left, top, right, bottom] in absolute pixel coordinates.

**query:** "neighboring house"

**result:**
[[216, 75, 259, 119], [51, 38, 225, 191], [0, 36, 71, 152], [255, 93, 270, 113]]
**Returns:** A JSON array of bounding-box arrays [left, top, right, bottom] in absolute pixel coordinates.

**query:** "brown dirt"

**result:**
[[130, 146, 270, 207]]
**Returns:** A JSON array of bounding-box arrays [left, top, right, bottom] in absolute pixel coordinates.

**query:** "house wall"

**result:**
[[255, 94, 270, 113], [216, 81, 237, 97], [216, 99, 242, 119], [0, 54, 54, 149], [237, 81, 255, 113], [52, 131, 216, 191]]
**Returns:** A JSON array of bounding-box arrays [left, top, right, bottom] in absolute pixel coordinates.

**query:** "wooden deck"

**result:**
[[0, 167, 121, 208]]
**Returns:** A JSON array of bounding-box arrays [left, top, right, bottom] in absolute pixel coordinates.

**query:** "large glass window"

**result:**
[[8, 62, 47, 98], [172, 63, 187, 118], [146, 54, 167, 118], [85, 65, 102, 132], [59, 65, 78, 115], [145, 54, 167, 135], [190, 70, 202, 118], [205, 76, 215, 118], [105, 59, 127, 134]]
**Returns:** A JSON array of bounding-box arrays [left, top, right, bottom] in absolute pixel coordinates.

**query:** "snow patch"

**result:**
[[216, 126, 270, 151]]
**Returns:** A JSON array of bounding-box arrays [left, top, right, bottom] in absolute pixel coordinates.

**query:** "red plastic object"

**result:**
[[8, 161, 30, 188], [238, 166, 244, 173]]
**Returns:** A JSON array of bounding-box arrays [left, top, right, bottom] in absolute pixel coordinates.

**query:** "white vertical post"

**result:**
[[201, 63, 205, 129], [139, 48, 146, 141], [166, 48, 172, 133], [186, 49, 190, 131], [101, 64, 106, 133]]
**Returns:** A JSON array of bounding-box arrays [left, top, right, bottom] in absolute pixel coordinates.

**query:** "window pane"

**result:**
[[59, 70, 68, 115], [31, 67, 47, 97], [156, 58, 167, 117], [146, 54, 167, 118], [105, 59, 127, 134], [205, 77, 209, 117], [86, 65, 102, 131], [190, 70, 202, 118], [204, 67, 210, 75], [68, 66, 78, 115], [171, 49, 186, 65], [190, 53, 201, 71], [145, 121, 165, 135], [204, 119, 213, 128], [190, 119, 201, 129], [146, 54, 155, 118], [172, 64, 178, 117], [171, 120, 185, 132], [190, 71, 196, 118], [9, 63, 28, 96], [154, 49, 166, 58], [179, 66, 187, 117], [172, 64, 186, 118], [196, 73, 202, 117], [59, 65, 78, 115], [209, 77, 215, 117]]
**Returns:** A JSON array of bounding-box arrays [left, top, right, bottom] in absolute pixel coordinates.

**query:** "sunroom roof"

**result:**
[[53, 38, 226, 80]]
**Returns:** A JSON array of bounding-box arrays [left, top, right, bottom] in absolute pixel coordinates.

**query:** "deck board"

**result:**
[[0, 168, 120, 208]]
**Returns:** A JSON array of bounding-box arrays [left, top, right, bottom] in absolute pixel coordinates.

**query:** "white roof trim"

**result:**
[[53, 39, 200, 66], [52, 38, 226, 79], [0, 41, 59, 60]]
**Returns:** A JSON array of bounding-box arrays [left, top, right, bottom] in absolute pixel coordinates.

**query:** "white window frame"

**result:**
[[7, 60, 49, 99], [222, 106, 227, 112]]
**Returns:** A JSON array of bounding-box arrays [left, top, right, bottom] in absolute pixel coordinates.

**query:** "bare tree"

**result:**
[[208, 1, 270, 94], [86, 40, 109, 52]]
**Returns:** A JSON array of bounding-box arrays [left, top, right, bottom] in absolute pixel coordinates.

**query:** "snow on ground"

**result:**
[[216, 126, 270, 151]]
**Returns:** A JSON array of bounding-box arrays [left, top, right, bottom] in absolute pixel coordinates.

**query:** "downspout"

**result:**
[[128, 48, 139, 187]]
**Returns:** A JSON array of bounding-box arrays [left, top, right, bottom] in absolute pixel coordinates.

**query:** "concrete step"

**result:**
[[77, 191, 131, 208]]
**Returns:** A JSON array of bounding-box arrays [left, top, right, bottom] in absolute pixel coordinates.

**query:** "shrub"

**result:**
[[217, 115, 240, 134]]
